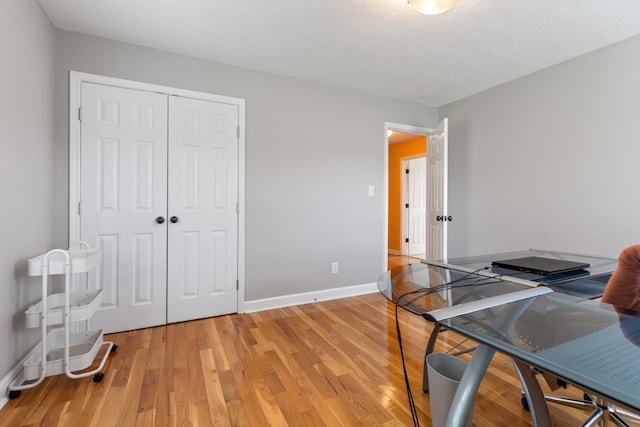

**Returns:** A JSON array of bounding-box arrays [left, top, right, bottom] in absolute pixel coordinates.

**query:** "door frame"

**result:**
[[68, 71, 247, 313], [384, 122, 431, 271]]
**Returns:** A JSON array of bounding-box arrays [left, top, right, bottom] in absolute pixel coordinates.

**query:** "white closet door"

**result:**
[[167, 96, 239, 323], [80, 83, 168, 333]]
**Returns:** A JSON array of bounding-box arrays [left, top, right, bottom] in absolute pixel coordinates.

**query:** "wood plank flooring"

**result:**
[[1, 261, 593, 426], [387, 255, 424, 270]]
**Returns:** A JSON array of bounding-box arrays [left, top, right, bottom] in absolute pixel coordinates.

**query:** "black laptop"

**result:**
[[491, 256, 590, 276]]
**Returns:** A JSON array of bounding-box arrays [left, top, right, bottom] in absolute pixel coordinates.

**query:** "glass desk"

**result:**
[[448, 248, 617, 299], [378, 252, 640, 427]]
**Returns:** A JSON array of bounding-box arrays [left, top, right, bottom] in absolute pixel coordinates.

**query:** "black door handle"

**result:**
[[170, 216, 179, 224], [155, 216, 165, 224]]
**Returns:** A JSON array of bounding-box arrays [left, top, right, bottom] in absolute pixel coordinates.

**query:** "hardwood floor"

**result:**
[[387, 254, 424, 270], [0, 260, 591, 426]]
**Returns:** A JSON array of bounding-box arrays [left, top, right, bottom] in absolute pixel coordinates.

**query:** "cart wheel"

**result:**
[[8, 390, 21, 399], [521, 396, 529, 411], [93, 372, 105, 383], [111, 344, 118, 352]]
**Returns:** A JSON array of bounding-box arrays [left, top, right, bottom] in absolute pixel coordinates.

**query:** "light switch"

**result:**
[[368, 185, 375, 196]]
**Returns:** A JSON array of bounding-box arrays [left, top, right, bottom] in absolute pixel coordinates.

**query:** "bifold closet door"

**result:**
[[166, 96, 239, 323], [80, 83, 240, 333], [80, 83, 169, 333]]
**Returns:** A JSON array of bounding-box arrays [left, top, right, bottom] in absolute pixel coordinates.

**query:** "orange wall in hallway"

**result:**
[[388, 136, 427, 254]]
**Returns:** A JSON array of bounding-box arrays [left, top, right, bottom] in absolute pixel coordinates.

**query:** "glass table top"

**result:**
[[448, 248, 617, 278], [378, 256, 640, 413], [448, 249, 617, 298]]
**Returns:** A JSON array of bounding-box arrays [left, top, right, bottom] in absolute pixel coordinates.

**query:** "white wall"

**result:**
[[0, 0, 56, 389], [441, 34, 640, 259], [52, 31, 438, 302]]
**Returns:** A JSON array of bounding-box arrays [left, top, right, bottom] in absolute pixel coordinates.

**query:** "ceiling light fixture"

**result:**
[[407, 0, 459, 15]]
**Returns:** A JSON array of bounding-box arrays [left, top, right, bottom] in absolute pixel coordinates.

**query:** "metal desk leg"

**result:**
[[512, 360, 553, 427], [445, 344, 495, 427], [445, 299, 535, 427]]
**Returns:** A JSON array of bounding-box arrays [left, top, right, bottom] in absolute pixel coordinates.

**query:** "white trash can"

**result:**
[[426, 353, 473, 427]]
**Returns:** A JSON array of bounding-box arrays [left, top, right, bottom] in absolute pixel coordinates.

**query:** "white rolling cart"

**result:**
[[8, 242, 116, 399]]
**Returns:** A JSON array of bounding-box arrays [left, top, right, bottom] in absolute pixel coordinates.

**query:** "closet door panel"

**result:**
[[81, 82, 168, 333], [167, 96, 239, 323]]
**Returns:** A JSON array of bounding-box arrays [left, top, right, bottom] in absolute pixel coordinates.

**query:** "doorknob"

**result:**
[[170, 216, 179, 224], [155, 216, 165, 224]]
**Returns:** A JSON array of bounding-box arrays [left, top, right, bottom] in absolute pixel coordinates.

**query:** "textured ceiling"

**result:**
[[38, 0, 640, 106]]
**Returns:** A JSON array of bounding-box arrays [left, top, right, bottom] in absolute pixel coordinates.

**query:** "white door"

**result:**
[[80, 83, 168, 332], [426, 118, 448, 262], [167, 96, 239, 323], [407, 157, 427, 256], [79, 83, 240, 333]]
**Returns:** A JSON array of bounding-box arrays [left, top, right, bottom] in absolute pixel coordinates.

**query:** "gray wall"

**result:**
[[441, 34, 640, 259], [0, 1, 56, 385], [52, 31, 438, 302], [9, 1, 640, 390]]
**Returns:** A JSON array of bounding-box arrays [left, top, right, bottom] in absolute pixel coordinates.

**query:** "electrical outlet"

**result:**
[[331, 262, 339, 274]]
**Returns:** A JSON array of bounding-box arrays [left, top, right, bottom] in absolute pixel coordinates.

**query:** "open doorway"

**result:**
[[384, 122, 431, 270]]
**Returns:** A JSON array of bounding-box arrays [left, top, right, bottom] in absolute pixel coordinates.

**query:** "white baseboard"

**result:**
[[0, 350, 31, 411], [244, 282, 378, 313]]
